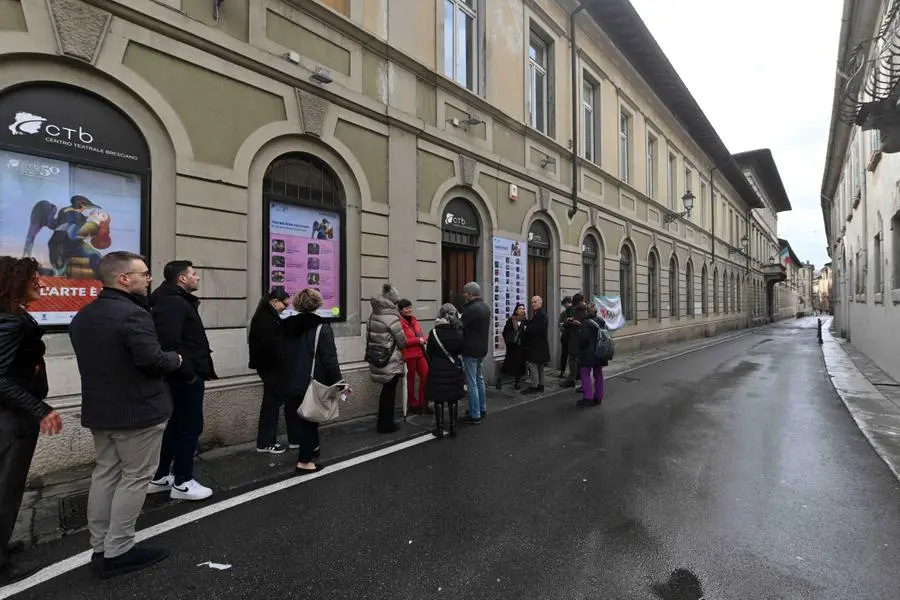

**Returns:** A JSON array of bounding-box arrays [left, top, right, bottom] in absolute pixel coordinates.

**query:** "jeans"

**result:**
[[155, 378, 205, 486], [296, 418, 320, 463], [527, 362, 546, 388], [0, 423, 37, 568], [378, 375, 402, 431], [579, 366, 604, 400], [256, 377, 292, 448], [461, 356, 486, 419], [564, 356, 580, 385], [405, 357, 429, 408]]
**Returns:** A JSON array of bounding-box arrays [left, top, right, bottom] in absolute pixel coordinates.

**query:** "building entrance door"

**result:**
[[441, 198, 481, 310]]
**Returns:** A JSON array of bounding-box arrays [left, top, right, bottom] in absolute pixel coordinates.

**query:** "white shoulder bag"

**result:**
[[298, 324, 347, 423]]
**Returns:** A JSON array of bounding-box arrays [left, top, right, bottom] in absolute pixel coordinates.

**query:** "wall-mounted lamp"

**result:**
[[451, 113, 484, 131], [663, 191, 694, 223], [310, 66, 333, 85], [728, 234, 750, 259], [540, 156, 557, 169]]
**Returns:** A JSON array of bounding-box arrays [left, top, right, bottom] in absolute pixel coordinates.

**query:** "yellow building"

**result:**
[[0, 0, 787, 475]]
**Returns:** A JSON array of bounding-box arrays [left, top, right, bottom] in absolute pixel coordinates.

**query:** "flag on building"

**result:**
[[779, 246, 791, 265]]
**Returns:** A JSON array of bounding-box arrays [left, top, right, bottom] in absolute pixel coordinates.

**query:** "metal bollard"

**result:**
[[817, 318, 823, 345]]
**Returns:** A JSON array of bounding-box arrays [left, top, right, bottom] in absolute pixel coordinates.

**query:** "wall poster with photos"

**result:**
[[267, 200, 342, 319], [491, 236, 528, 358]]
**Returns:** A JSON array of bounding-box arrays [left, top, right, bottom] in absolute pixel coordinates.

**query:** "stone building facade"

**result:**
[[0, 0, 790, 476], [822, 0, 900, 383]]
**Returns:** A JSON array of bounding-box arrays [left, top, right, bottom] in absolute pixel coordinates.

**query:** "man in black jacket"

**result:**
[[459, 282, 491, 424], [70, 251, 182, 579], [148, 260, 217, 502], [248, 288, 290, 453], [522, 296, 550, 394]]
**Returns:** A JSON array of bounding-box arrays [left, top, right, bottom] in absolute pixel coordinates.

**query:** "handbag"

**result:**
[[298, 324, 347, 423], [363, 315, 395, 368]]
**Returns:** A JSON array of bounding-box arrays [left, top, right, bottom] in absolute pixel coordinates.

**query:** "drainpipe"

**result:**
[[709, 164, 718, 264], [568, 3, 585, 219]]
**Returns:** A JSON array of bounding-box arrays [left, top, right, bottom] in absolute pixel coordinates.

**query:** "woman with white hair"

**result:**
[[423, 303, 466, 438]]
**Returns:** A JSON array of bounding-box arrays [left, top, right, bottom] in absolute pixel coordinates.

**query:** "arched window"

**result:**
[[737, 277, 742, 313], [685, 260, 695, 316], [701, 264, 709, 315], [668, 256, 679, 317], [730, 273, 736, 313], [619, 244, 634, 322], [582, 234, 603, 299], [648, 250, 659, 320], [713, 268, 720, 314], [722, 271, 728, 313], [264, 152, 346, 320]]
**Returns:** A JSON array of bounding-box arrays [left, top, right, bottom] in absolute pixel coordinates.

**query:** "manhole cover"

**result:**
[[59, 491, 89, 530]]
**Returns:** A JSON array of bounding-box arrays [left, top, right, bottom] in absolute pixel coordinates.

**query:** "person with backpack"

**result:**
[[365, 283, 407, 433], [423, 303, 465, 438], [577, 303, 610, 407]]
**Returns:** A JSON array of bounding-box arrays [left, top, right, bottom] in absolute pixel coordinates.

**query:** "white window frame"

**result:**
[[582, 77, 596, 162], [667, 153, 677, 208], [646, 133, 657, 199], [443, 0, 479, 92], [528, 32, 549, 134], [619, 108, 631, 183]]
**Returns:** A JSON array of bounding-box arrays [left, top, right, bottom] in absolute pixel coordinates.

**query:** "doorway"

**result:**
[[527, 220, 551, 305], [441, 198, 481, 310]]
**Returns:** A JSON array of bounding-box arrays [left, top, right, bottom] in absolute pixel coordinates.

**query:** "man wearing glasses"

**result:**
[[69, 251, 182, 578]]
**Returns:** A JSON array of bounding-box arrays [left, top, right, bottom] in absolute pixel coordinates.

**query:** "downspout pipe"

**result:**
[[568, 3, 585, 219], [710, 164, 718, 264]]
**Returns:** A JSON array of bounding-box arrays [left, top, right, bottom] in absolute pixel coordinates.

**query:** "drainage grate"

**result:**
[[59, 491, 90, 530]]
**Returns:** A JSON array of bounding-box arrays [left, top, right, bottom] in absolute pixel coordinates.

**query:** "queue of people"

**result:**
[[0, 258, 612, 585], [0, 252, 218, 583]]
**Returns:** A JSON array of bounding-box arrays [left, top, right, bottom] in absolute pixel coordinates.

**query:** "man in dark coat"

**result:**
[[69, 251, 182, 579], [563, 293, 587, 390], [558, 296, 572, 377], [148, 260, 217, 502], [248, 288, 290, 453], [522, 296, 550, 394], [459, 282, 491, 423]]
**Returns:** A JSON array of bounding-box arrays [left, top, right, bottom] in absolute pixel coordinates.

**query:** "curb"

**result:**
[[820, 321, 900, 483]]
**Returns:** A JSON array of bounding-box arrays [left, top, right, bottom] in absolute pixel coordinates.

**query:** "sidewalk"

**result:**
[[821, 318, 900, 482], [11, 324, 758, 550]]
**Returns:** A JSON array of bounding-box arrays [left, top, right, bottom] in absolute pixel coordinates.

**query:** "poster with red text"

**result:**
[[0, 149, 142, 325], [267, 200, 341, 319]]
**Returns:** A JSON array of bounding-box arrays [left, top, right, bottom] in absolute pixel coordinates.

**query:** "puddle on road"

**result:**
[[651, 568, 705, 600]]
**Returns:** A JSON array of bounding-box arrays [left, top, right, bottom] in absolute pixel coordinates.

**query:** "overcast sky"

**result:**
[[628, 0, 842, 269]]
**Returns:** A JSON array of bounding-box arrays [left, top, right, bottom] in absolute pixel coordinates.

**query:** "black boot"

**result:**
[[448, 402, 458, 438], [495, 376, 502, 390], [434, 403, 444, 439], [513, 378, 520, 390]]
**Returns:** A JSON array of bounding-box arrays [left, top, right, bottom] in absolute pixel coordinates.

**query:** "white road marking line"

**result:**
[[0, 434, 435, 599], [1, 328, 757, 597]]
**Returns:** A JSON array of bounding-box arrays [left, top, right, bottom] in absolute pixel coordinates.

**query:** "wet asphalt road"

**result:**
[[10, 321, 900, 599]]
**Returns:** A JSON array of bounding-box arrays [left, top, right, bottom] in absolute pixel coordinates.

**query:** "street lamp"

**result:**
[[728, 234, 750, 259], [663, 191, 695, 223]]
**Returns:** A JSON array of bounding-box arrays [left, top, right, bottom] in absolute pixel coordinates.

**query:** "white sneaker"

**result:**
[[148, 475, 174, 494], [169, 479, 213, 501]]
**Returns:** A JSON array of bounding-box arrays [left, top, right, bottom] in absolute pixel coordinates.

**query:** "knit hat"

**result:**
[[381, 282, 400, 305]]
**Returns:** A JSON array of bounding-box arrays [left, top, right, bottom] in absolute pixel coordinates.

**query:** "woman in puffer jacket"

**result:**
[[366, 283, 407, 433], [424, 303, 465, 438]]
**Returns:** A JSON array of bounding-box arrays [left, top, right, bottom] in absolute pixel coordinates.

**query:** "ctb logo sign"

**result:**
[[8, 111, 94, 144]]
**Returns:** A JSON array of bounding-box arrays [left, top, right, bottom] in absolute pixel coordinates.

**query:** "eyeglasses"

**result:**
[[123, 271, 151, 279]]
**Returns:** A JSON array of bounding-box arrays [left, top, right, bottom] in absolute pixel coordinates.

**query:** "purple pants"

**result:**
[[580, 366, 604, 400]]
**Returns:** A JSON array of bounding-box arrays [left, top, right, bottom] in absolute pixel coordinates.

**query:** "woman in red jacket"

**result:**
[[398, 299, 430, 414]]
